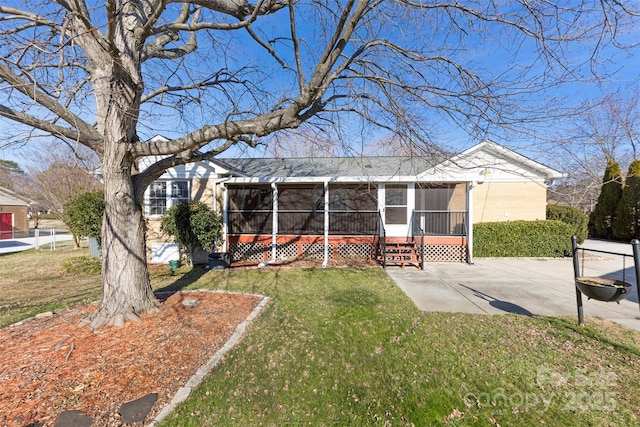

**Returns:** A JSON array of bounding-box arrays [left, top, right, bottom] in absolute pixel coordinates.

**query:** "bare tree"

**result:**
[[18, 146, 102, 246], [0, 1, 636, 328], [549, 90, 640, 210], [260, 128, 340, 157]]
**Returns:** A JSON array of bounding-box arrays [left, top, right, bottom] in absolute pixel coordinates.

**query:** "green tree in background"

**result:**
[[63, 191, 105, 247], [613, 159, 640, 240], [589, 160, 623, 239], [0, 160, 24, 190], [161, 202, 222, 265]]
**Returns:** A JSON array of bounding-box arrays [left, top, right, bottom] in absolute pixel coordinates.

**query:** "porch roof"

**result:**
[[214, 156, 441, 183]]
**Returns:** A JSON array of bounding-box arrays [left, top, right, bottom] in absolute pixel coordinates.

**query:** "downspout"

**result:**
[[322, 180, 329, 268], [467, 181, 475, 264], [271, 182, 278, 262], [220, 181, 229, 253]]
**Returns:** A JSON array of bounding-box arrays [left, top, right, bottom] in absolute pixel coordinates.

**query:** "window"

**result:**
[[147, 180, 189, 216]]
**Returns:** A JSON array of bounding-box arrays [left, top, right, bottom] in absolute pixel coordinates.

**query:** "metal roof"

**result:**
[[214, 156, 440, 179]]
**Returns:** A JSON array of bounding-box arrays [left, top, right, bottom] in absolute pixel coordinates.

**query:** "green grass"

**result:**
[[156, 267, 640, 426], [0, 246, 195, 327], [2, 249, 640, 426], [0, 246, 103, 327]]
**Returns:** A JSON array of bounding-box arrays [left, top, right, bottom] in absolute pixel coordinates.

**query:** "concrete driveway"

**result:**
[[387, 239, 640, 331], [0, 233, 74, 255]]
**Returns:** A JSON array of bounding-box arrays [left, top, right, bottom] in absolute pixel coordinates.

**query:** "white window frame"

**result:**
[[146, 180, 190, 217]]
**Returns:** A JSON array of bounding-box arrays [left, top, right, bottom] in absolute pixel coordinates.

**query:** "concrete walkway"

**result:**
[[388, 239, 640, 331]]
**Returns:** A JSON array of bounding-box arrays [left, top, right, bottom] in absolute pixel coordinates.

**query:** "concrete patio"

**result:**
[[388, 239, 640, 331]]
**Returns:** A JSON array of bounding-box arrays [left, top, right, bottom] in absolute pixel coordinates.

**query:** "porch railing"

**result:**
[[329, 210, 378, 235], [378, 211, 386, 269], [413, 210, 466, 236], [278, 210, 324, 234], [411, 210, 426, 270], [227, 210, 273, 235]]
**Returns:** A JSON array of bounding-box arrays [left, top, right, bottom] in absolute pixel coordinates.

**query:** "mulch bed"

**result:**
[[0, 291, 264, 427]]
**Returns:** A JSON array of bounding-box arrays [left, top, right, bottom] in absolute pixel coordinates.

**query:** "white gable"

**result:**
[[137, 135, 231, 179], [418, 140, 565, 183]]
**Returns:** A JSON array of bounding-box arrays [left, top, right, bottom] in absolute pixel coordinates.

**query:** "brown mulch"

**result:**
[[0, 291, 265, 427]]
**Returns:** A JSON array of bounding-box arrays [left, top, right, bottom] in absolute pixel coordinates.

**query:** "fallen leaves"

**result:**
[[0, 290, 263, 426]]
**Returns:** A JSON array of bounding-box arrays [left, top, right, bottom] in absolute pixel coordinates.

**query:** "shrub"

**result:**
[[63, 191, 104, 238], [589, 160, 623, 239], [161, 201, 222, 264], [546, 205, 589, 244], [613, 159, 640, 240], [474, 220, 573, 257]]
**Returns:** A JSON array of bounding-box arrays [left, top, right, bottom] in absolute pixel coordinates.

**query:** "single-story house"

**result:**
[[0, 186, 31, 239], [142, 138, 564, 267]]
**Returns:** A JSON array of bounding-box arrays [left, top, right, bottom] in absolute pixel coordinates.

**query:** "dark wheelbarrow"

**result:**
[[575, 277, 632, 303]]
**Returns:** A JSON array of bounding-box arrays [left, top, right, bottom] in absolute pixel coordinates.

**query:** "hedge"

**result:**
[[473, 220, 573, 257], [546, 205, 589, 244]]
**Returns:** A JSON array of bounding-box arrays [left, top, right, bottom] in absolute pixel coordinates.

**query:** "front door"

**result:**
[[382, 184, 412, 237], [0, 213, 13, 239]]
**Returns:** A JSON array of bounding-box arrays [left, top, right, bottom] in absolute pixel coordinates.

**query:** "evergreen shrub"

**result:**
[[546, 205, 589, 244], [613, 159, 640, 240], [474, 220, 573, 257], [63, 190, 105, 238], [589, 160, 623, 239], [161, 201, 222, 264]]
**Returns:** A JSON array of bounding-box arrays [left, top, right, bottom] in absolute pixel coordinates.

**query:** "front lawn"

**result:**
[[159, 267, 640, 426], [2, 249, 639, 426]]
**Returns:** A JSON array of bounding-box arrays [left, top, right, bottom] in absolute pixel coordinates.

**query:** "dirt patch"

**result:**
[[0, 291, 265, 426]]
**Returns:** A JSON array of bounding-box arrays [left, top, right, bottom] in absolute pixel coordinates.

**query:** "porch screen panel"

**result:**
[[329, 184, 378, 235], [415, 184, 466, 235], [227, 186, 273, 234], [278, 185, 324, 234]]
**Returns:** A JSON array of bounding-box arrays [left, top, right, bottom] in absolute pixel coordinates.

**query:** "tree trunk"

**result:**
[[72, 232, 80, 249], [87, 37, 158, 328], [89, 144, 159, 329]]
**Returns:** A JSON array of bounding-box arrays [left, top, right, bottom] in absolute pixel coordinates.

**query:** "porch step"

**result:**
[[383, 242, 422, 269]]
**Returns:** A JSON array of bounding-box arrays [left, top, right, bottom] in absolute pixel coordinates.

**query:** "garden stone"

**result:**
[[119, 393, 158, 423], [54, 410, 93, 427]]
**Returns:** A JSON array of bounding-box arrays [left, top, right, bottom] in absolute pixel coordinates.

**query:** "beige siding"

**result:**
[[191, 178, 214, 206], [472, 181, 547, 223], [449, 183, 466, 211]]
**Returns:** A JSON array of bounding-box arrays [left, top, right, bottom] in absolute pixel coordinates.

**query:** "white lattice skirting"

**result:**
[[230, 241, 467, 263]]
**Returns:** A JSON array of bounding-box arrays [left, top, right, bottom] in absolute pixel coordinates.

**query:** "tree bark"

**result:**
[[89, 141, 159, 329], [86, 10, 160, 328]]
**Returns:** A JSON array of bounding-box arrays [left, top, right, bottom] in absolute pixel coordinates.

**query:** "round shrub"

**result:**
[[546, 205, 589, 244]]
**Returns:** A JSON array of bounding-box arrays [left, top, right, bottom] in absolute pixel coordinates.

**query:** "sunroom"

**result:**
[[217, 156, 471, 268]]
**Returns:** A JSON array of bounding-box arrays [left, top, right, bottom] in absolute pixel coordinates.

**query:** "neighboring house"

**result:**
[[0, 186, 31, 239], [142, 137, 564, 267]]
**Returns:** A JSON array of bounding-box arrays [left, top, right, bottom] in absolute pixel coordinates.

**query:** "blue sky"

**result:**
[[1, 1, 639, 173]]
